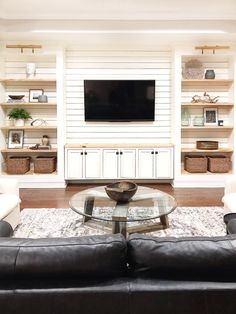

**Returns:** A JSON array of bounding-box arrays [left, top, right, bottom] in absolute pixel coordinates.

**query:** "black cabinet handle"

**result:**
[[85, 152, 87, 155], [80, 152, 83, 155], [120, 152, 123, 155], [151, 151, 154, 154], [155, 151, 158, 154], [116, 151, 119, 155]]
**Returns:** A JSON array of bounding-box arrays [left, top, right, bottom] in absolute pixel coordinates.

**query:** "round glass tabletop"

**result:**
[[70, 185, 177, 223]]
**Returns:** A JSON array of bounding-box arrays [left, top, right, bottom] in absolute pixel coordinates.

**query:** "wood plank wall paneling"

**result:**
[[3, 54, 57, 148], [65, 48, 173, 144]]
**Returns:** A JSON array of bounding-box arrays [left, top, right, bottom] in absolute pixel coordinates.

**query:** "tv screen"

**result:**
[[84, 80, 155, 121]]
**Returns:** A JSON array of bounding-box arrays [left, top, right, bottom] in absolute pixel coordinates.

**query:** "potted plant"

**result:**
[[7, 108, 32, 127]]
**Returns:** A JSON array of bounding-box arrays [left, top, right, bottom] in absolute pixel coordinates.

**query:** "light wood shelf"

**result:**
[[0, 126, 57, 131], [182, 79, 233, 86], [0, 102, 57, 108], [181, 126, 233, 130], [181, 148, 233, 153], [0, 78, 56, 83], [1, 148, 57, 153], [181, 102, 234, 108]]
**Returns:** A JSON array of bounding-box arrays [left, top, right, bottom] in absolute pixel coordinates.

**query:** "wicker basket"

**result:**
[[196, 141, 218, 150], [34, 156, 56, 173], [184, 155, 208, 173], [208, 155, 230, 173], [6, 156, 30, 174]]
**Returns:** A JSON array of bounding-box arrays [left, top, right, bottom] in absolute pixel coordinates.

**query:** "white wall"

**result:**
[[65, 47, 173, 144]]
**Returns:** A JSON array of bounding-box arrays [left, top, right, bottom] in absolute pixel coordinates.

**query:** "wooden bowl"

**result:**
[[8, 95, 25, 100], [105, 181, 138, 202]]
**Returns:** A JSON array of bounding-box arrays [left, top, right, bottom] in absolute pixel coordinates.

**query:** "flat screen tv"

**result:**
[[84, 80, 155, 121]]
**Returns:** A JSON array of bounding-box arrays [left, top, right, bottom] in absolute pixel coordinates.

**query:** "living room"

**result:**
[[1, 1, 236, 313]]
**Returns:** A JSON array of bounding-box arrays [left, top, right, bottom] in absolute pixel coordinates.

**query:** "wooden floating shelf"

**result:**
[[181, 148, 233, 153], [182, 79, 233, 86], [181, 102, 234, 107], [0, 126, 57, 131], [181, 126, 233, 130], [0, 78, 56, 83], [6, 44, 42, 53], [1, 148, 57, 153], [0, 102, 57, 108]]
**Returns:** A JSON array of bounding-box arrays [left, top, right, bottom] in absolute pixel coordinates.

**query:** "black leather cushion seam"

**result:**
[[128, 237, 232, 244], [0, 239, 125, 248], [13, 246, 20, 275]]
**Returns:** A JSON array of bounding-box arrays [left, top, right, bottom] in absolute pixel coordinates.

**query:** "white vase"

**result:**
[[26, 63, 36, 78], [14, 119, 25, 127]]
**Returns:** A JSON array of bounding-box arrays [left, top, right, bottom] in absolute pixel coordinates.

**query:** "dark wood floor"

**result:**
[[19, 183, 224, 209]]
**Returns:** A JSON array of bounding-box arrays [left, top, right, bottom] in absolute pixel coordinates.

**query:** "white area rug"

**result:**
[[13, 207, 226, 238]]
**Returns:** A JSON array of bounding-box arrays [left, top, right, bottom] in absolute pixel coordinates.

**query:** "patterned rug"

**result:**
[[13, 207, 226, 238]]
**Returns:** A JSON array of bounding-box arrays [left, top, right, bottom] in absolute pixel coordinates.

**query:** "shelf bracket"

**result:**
[[6, 45, 42, 53], [195, 45, 230, 54]]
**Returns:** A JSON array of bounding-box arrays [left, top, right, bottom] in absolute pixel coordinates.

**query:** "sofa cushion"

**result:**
[[0, 234, 127, 278], [128, 234, 236, 280]]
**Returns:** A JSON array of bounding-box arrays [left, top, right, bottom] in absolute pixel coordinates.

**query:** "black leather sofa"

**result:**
[[1, 221, 236, 314]]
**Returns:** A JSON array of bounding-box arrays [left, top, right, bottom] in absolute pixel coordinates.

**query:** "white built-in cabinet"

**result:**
[[65, 145, 173, 180], [66, 149, 101, 179], [138, 148, 173, 179]]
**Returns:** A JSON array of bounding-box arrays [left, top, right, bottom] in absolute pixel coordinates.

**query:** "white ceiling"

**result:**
[[0, 0, 236, 42]]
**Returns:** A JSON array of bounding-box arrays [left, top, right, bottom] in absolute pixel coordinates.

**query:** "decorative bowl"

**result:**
[[8, 95, 25, 100], [105, 180, 138, 202]]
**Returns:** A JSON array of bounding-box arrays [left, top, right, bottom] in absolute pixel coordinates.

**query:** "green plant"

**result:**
[[7, 108, 32, 120]]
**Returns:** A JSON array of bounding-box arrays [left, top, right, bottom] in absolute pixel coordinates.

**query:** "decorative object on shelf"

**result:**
[[41, 135, 49, 146], [205, 69, 215, 79], [6, 156, 30, 174], [7, 129, 24, 149], [195, 45, 230, 54], [191, 92, 219, 103], [38, 94, 48, 103], [184, 155, 208, 173], [105, 180, 138, 202], [196, 141, 219, 150], [30, 119, 47, 127], [204, 108, 218, 125], [34, 156, 56, 173], [208, 155, 230, 173], [8, 95, 25, 101], [6, 44, 42, 54], [29, 89, 44, 103], [7, 108, 32, 127], [193, 116, 204, 126], [181, 108, 190, 126], [182, 59, 204, 79], [218, 119, 224, 126], [26, 63, 36, 78]]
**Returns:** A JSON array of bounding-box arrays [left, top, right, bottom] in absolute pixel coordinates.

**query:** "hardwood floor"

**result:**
[[19, 183, 224, 209]]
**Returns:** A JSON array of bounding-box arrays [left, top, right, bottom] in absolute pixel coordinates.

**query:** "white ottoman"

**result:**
[[0, 193, 21, 230]]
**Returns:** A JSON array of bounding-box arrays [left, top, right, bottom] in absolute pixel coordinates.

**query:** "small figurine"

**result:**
[[191, 92, 219, 103]]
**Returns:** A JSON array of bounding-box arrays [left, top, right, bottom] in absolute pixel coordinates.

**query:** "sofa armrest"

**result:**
[[224, 177, 236, 195], [0, 221, 13, 237], [0, 179, 19, 196]]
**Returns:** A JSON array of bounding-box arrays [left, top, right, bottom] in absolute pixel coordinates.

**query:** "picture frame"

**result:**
[[204, 108, 218, 126], [8, 130, 24, 148], [29, 89, 44, 103]]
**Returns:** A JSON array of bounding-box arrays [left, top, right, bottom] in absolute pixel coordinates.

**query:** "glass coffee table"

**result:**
[[69, 186, 177, 238]]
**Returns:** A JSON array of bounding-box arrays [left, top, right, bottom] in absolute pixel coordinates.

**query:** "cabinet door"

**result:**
[[137, 149, 154, 178], [66, 149, 83, 179], [120, 149, 136, 178], [102, 149, 119, 178], [155, 148, 173, 179], [84, 149, 101, 179]]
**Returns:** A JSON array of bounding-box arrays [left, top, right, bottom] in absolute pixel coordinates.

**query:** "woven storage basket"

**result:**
[[34, 156, 56, 173], [184, 155, 208, 173], [6, 156, 30, 174], [208, 155, 230, 173]]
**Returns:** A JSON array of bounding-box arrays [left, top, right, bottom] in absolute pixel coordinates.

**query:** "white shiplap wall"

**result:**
[[65, 48, 173, 144]]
